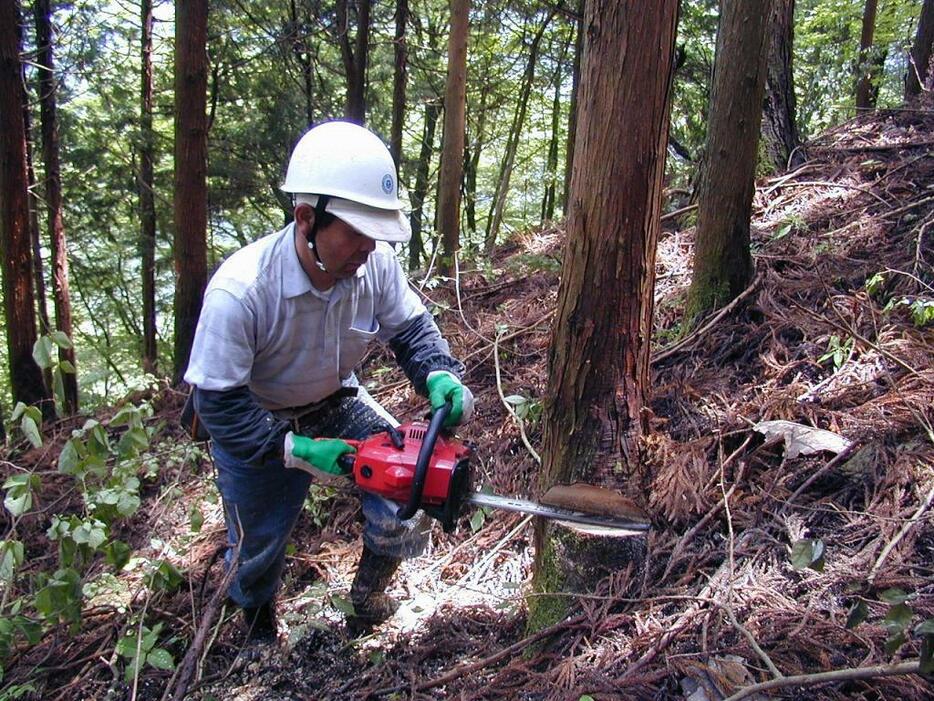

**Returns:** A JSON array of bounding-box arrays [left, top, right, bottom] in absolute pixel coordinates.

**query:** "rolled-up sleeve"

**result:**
[[184, 289, 256, 390]]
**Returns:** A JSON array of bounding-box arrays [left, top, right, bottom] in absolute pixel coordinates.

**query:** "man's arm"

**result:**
[[193, 386, 292, 464], [388, 311, 464, 395]]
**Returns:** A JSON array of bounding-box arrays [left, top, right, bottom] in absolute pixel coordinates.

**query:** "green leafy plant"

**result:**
[[771, 213, 807, 242], [503, 394, 543, 425], [8, 404, 43, 450], [115, 622, 175, 682], [303, 484, 338, 528], [817, 334, 854, 370], [846, 588, 934, 671], [789, 538, 825, 572], [32, 332, 76, 412], [2, 475, 41, 518]]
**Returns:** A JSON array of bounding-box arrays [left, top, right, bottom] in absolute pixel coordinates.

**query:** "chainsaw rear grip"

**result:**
[[396, 401, 452, 520]]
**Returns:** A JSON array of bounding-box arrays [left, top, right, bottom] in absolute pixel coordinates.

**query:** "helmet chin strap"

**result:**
[[305, 195, 331, 273]]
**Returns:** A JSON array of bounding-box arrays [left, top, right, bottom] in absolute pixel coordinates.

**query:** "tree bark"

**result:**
[[0, 0, 52, 410], [337, 0, 370, 124], [530, 0, 679, 631], [140, 0, 158, 376], [561, 0, 583, 217], [686, 0, 771, 321], [390, 0, 408, 170], [854, 0, 879, 109], [484, 11, 554, 255], [409, 100, 440, 271], [761, 0, 802, 172], [905, 0, 934, 100], [173, 0, 209, 382], [35, 0, 78, 412], [437, 0, 469, 278]]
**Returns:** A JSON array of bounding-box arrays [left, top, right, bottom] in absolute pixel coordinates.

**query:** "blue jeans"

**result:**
[[213, 396, 430, 609]]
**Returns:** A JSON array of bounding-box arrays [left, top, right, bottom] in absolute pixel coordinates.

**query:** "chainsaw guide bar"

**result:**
[[465, 492, 651, 536]]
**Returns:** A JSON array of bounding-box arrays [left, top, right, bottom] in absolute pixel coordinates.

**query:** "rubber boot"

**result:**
[[242, 600, 277, 643], [347, 545, 402, 632]]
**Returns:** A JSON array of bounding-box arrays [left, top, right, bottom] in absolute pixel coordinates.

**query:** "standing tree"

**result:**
[[762, 0, 802, 172], [854, 0, 880, 109], [173, 0, 209, 382], [531, 0, 679, 629], [337, 0, 371, 124], [140, 0, 158, 374], [437, 0, 468, 277], [905, 0, 934, 101], [35, 0, 79, 413], [686, 0, 771, 320], [484, 10, 554, 254], [390, 0, 408, 170], [409, 99, 440, 271], [0, 0, 52, 410]]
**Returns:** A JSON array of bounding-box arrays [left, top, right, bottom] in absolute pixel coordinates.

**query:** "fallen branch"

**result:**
[[493, 330, 541, 464], [652, 277, 761, 365], [161, 542, 240, 701], [765, 180, 892, 208], [722, 660, 923, 701], [784, 442, 860, 507], [868, 477, 934, 585]]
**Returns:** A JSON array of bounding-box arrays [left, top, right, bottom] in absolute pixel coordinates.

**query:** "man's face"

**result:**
[[314, 217, 377, 278]]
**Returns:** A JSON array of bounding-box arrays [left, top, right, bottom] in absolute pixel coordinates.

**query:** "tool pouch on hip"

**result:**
[[180, 388, 211, 442]]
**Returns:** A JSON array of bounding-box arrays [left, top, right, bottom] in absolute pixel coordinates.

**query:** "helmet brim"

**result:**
[[297, 194, 411, 244]]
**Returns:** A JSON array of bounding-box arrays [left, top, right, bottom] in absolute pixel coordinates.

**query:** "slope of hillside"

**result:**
[[1, 107, 931, 700]]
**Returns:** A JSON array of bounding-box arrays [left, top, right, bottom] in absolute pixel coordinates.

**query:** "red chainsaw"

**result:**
[[338, 402, 651, 535]]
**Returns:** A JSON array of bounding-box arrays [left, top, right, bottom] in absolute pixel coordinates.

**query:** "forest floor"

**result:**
[[2, 107, 933, 701]]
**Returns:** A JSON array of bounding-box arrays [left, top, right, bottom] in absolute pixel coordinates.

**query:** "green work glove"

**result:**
[[283, 432, 356, 481], [426, 371, 474, 427]]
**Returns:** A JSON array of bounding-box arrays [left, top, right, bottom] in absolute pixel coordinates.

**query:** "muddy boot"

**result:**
[[347, 545, 402, 633], [242, 600, 277, 643]]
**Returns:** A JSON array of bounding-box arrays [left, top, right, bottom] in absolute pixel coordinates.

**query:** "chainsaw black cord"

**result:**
[[397, 401, 451, 520]]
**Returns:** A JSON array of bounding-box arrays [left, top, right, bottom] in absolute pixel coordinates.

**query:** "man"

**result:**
[[184, 121, 473, 641]]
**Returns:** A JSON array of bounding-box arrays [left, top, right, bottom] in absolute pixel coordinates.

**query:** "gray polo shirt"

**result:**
[[184, 224, 426, 410]]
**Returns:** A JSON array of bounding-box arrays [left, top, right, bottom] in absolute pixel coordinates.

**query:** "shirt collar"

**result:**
[[280, 223, 367, 300]]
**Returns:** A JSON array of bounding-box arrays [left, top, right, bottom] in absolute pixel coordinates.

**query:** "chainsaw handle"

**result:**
[[396, 401, 451, 520]]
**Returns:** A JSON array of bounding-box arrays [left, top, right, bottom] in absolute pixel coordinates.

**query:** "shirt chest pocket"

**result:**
[[339, 317, 380, 377]]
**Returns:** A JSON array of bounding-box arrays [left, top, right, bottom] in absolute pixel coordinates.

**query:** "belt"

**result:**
[[272, 386, 359, 429]]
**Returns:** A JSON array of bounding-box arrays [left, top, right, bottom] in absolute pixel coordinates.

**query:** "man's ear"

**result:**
[[294, 203, 316, 234]]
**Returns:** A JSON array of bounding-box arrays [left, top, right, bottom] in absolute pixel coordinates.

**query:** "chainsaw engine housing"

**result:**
[[351, 421, 472, 532]]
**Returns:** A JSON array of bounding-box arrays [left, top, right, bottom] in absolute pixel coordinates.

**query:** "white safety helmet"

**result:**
[[282, 121, 411, 243]]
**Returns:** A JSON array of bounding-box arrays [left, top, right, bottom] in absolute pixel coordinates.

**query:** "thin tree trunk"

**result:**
[[35, 0, 78, 412], [140, 0, 158, 376], [542, 35, 569, 224], [464, 78, 489, 234], [25, 120, 51, 339], [561, 0, 583, 217], [290, 0, 315, 126], [905, 0, 934, 100], [531, 0, 679, 632], [173, 0, 209, 382], [437, 0, 469, 277], [409, 100, 440, 271], [337, 0, 370, 124], [390, 0, 408, 170], [855, 0, 879, 109], [686, 0, 771, 321], [484, 11, 554, 254], [762, 0, 802, 172], [0, 0, 52, 411]]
